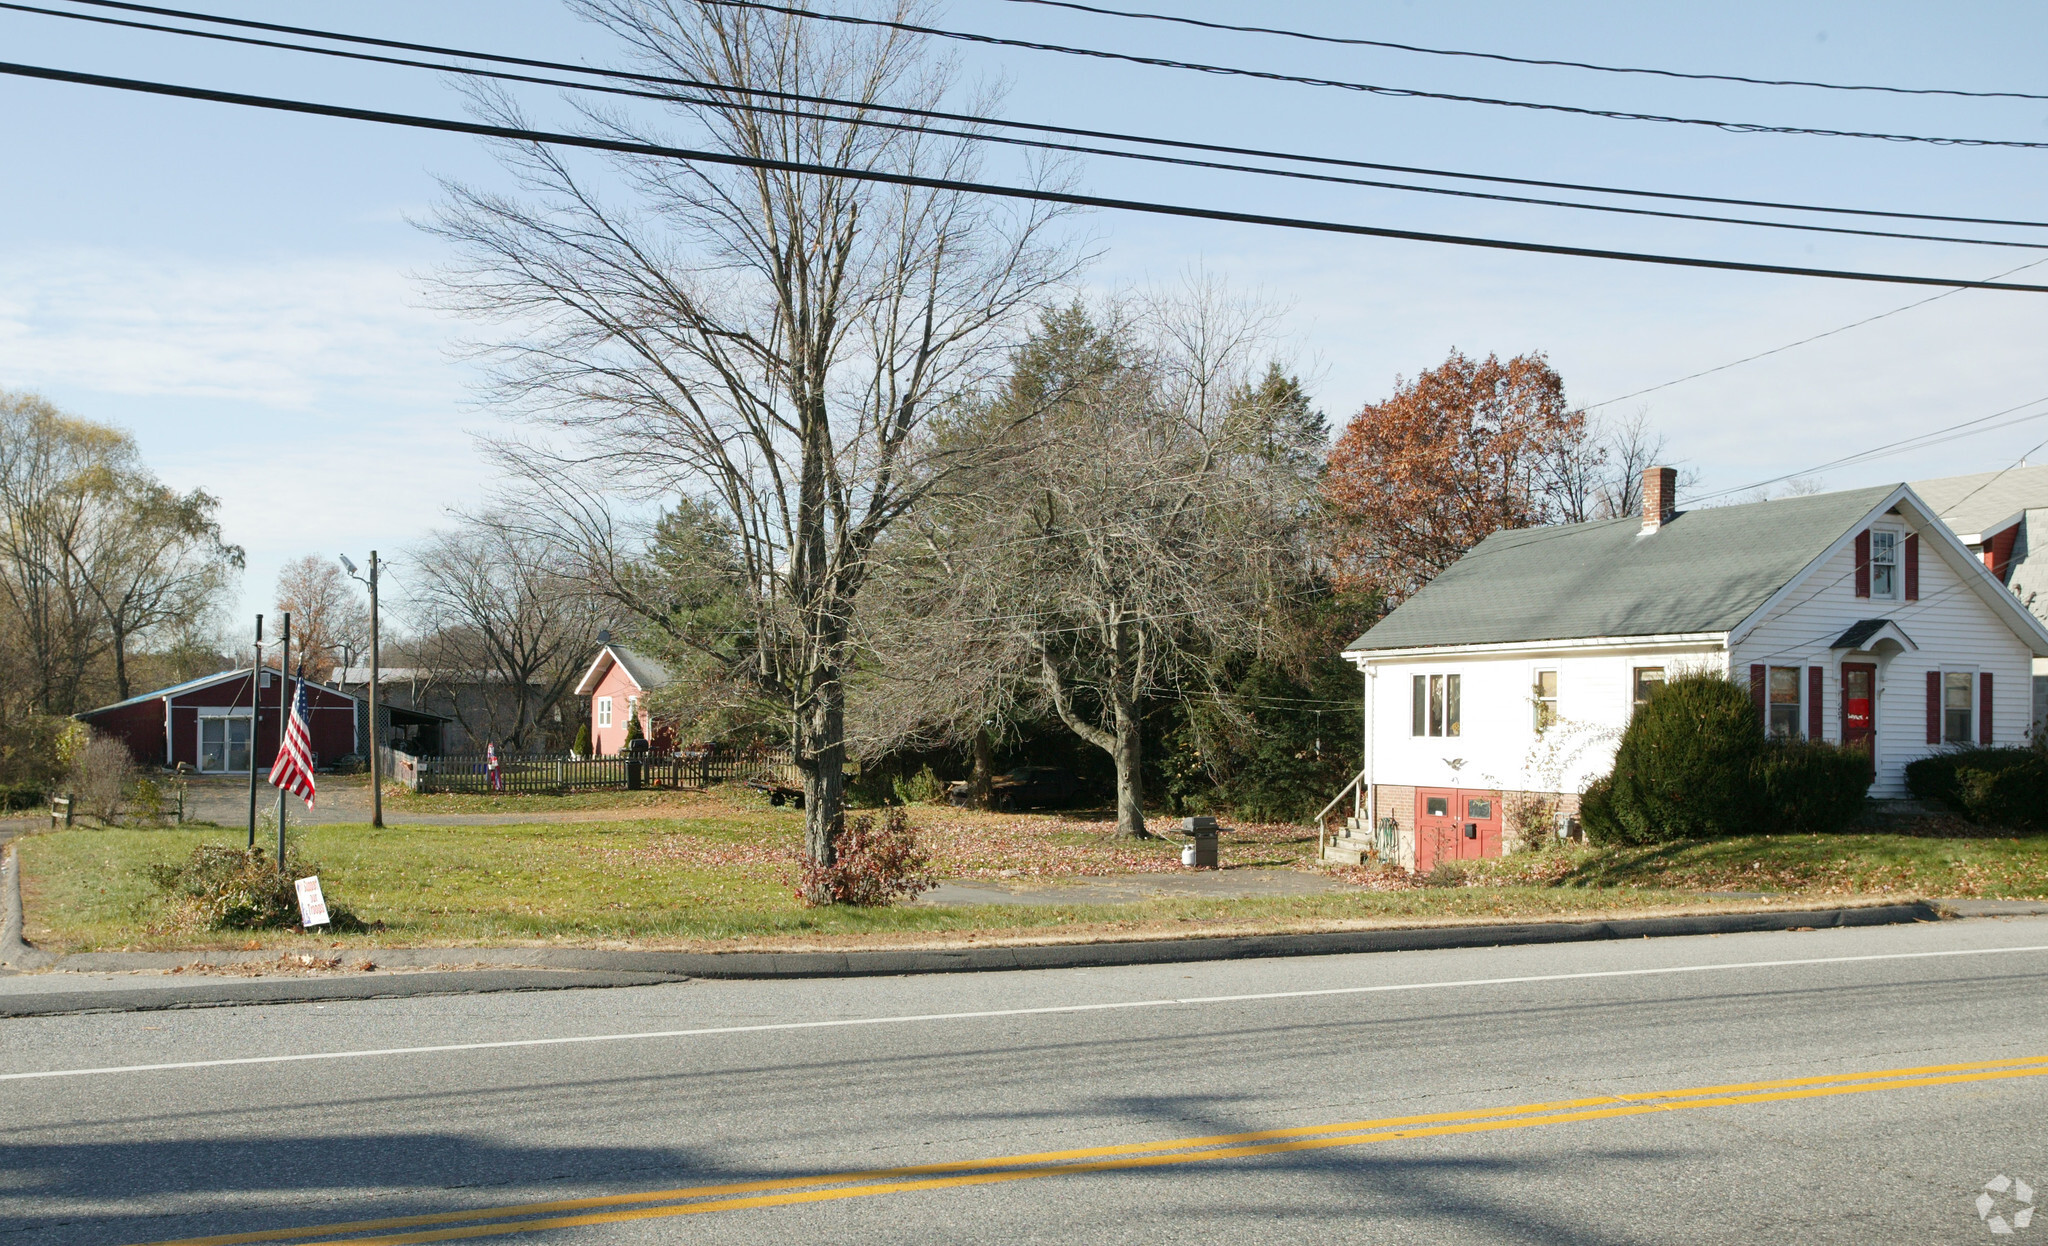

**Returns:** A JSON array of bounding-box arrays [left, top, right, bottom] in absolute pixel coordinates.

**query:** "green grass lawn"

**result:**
[[1467, 832, 2048, 899], [21, 800, 2038, 953]]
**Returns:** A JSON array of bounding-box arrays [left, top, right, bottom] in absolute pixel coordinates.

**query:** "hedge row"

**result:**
[[1581, 672, 1873, 845], [1906, 748, 2048, 830]]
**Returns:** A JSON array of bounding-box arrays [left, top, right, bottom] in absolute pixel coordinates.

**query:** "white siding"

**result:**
[[1733, 517, 2037, 797], [1364, 646, 1724, 797]]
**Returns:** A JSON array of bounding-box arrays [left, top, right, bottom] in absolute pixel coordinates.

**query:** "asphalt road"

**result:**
[[5, 918, 2047, 1245]]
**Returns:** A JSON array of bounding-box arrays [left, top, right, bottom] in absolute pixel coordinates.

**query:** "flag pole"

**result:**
[[275, 613, 290, 876], [245, 614, 263, 850]]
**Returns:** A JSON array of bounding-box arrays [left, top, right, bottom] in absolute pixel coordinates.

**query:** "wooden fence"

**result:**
[[387, 747, 800, 795]]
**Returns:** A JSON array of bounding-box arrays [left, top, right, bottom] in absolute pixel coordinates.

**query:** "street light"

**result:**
[[342, 551, 383, 828]]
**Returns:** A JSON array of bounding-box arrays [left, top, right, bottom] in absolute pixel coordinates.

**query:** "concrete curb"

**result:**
[[0, 901, 1944, 1016], [0, 842, 56, 971]]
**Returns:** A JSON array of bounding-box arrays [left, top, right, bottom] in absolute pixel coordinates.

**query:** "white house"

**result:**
[[1910, 463, 2048, 735], [1325, 468, 2048, 872]]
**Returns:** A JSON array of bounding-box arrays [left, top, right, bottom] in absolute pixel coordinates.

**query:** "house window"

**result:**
[[1411, 673, 1461, 737], [1633, 667, 1666, 711], [597, 696, 613, 728], [1532, 669, 1559, 731], [1944, 671, 1974, 743], [1767, 666, 1803, 739], [1870, 529, 1900, 600]]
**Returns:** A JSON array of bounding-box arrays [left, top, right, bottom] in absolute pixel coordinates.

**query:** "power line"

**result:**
[[1586, 254, 2048, 411], [16, 3, 2041, 253], [11, 58, 2048, 293], [45, 0, 2048, 234], [1689, 392, 2048, 504], [706, 0, 2048, 150], [994, 0, 2048, 103]]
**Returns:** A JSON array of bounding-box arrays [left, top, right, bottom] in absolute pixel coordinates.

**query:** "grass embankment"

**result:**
[[17, 797, 1699, 952], [22, 791, 2038, 953], [1463, 832, 2048, 899]]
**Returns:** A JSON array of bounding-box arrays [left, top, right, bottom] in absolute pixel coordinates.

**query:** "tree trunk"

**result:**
[[968, 724, 994, 809], [801, 665, 847, 871], [111, 624, 131, 702], [1110, 689, 1149, 838]]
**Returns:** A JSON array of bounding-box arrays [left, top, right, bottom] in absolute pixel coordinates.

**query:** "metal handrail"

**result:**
[[1312, 768, 1368, 828]]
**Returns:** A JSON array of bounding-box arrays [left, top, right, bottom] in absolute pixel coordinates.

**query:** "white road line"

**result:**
[[6, 943, 2045, 1083]]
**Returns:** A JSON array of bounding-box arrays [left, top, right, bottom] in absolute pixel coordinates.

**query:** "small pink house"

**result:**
[[572, 642, 674, 755]]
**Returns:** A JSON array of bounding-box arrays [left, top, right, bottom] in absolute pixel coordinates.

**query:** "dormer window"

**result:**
[[1870, 529, 1899, 599]]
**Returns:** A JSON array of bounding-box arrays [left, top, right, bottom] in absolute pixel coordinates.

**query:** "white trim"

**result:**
[[574, 644, 648, 696], [1350, 631, 1726, 665], [1835, 619, 1919, 653], [1867, 524, 1904, 603], [1939, 665, 1980, 745]]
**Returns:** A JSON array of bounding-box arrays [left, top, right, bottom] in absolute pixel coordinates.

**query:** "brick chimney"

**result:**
[[1641, 466, 1678, 534]]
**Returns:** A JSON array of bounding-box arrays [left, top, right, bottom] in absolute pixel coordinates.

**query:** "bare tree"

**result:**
[[865, 288, 1312, 837], [428, 0, 1077, 868], [0, 392, 239, 708], [405, 514, 604, 752], [275, 556, 369, 677]]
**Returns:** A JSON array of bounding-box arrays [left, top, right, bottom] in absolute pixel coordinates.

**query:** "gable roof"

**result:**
[[77, 665, 359, 717], [573, 644, 675, 696], [1348, 485, 1900, 653], [1909, 463, 2048, 541]]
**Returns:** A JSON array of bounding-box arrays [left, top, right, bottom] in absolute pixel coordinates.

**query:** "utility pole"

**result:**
[[274, 613, 290, 875], [342, 552, 384, 828], [245, 614, 263, 849]]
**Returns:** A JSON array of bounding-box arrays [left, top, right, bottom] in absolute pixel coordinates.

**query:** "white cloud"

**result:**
[[0, 246, 460, 409]]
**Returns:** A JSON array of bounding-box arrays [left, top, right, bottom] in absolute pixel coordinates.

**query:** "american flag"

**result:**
[[269, 666, 317, 809]]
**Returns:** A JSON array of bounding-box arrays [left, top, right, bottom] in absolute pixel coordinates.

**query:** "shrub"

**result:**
[[795, 808, 936, 907], [70, 735, 135, 824], [0, 712, 72, 792], [147, 843, 370, 931], [0, 783, 44, 812], [571, 722, 592, 758], [893, 765, 946, 806], [1578, 775, 1623, 845], [1604, 671, 1764, 844], [1756, 739, 1872, 834], [1906, 747, 2040, 811], [1955, 761, 2048, 830]]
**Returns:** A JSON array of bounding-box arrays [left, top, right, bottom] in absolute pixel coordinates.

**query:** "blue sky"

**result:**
[[5, 1, 2048, 627]]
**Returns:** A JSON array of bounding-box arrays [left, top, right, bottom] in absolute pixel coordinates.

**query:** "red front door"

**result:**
[[1841, 663, 1876, 770], [1415, 789, 1504, 871]]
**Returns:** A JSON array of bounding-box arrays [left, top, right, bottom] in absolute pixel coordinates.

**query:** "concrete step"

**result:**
[[1322, 833, 1379, 866]]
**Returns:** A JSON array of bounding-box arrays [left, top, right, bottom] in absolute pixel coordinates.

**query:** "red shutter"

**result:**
[[1807, 666, 1823, 739], [1854, 531, 1871, 598], [1981, 672, 1994, 744], [1926, 671, 1941, 744], [1904, 533, 1919, 601], [1751, 664, 1767, 730]]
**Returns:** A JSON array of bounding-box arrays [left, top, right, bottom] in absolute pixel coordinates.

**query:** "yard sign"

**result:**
[[294, 876, 330, 928]]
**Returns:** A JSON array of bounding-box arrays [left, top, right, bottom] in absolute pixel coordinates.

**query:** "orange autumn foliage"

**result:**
[[1323, 349, 1586, 605]]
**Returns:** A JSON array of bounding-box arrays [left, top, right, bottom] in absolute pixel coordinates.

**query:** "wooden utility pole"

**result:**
[[245, 614, 263, 849]]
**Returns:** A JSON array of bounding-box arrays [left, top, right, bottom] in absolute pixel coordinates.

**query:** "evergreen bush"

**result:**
[[1906, 747, 2039, 811], [1577, 775, 1622, 845], [1756, 739, 1872, 834], [893, 765, 947, 806], [1955, 760, 2048, 830], [571, 722, 592, 758], [1605, 671, 1764, 843]]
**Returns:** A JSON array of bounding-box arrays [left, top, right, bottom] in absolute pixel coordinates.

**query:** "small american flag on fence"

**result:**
[[269, 666, 317, 809]]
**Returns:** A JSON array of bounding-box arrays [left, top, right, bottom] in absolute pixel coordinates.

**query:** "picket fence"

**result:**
[[383, 746, 799, 795]]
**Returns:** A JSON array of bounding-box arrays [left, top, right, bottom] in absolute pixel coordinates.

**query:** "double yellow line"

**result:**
[[136, 1054, 2048, 1246]]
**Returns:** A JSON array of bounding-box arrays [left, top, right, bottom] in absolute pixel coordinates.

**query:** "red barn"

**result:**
[[77, 667, 362, 773], [573, 642, 673, 755]]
